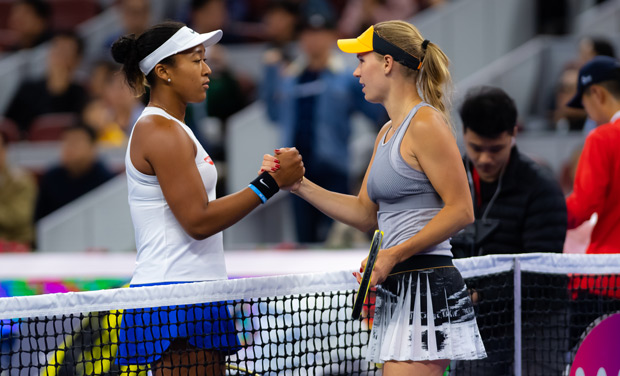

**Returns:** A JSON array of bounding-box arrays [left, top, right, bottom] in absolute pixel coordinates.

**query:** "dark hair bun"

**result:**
[[111, 34, 137, 65]]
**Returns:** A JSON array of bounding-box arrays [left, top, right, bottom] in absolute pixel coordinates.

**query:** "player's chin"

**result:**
[[190, 91, 207, 103], [363, 92, 380, 104]]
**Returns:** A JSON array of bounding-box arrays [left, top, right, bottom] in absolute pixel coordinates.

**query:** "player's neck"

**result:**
[[148, 91, 187, 123], [384, 89, 421, 131]]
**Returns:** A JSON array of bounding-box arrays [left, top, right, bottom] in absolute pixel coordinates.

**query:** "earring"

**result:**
[[167, 78, 171, 83]]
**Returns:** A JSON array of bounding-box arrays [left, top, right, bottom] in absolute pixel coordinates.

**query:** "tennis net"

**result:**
[[0, 253, 619, 375], [451, 253, 620, 376], [0, 270, 377, 375]]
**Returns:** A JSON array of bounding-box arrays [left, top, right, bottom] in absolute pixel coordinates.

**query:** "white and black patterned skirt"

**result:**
[[366, 256, 487, 362]]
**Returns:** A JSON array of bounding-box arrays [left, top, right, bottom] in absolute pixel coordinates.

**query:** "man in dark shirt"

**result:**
[[451, 86, 568, 375], [6, 31, 88, 138], [451, 86, 567, 257], [35, 125, 115, 220]]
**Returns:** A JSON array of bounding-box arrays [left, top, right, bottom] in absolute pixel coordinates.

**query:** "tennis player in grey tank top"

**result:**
[[262, 20, 486, 374], [366, 101, 452, 256]]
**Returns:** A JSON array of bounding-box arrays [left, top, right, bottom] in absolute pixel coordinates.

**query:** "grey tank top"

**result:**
[[367, 102, 452, 256]]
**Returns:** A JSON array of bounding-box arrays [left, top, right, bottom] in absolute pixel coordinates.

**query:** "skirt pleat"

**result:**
[[366, 266, 487, 362]]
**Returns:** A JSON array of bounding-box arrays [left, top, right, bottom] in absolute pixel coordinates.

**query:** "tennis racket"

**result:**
[[352, 230, 384, 320]]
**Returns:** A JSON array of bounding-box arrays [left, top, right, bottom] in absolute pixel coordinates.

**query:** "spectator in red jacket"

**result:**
[[566, 56, 620, 254], [565, 56, 620, 353]]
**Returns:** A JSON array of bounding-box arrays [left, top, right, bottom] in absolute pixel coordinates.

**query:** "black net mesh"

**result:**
[[452, 270, 620, 376], [0, 290, 380, 375], [1, 257, 619, 376], [452, 271, 515, 375]]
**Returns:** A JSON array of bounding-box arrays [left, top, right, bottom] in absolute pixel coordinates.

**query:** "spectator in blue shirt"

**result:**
[[262, 10, 387, 243]]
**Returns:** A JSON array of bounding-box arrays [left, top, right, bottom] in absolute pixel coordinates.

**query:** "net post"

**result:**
[[513, 257, 522, 376]]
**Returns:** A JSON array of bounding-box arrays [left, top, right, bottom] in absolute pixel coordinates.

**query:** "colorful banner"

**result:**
[[0, 278, 128, 298]]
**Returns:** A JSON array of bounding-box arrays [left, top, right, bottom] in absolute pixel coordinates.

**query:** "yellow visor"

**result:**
[[337, 26, 375, 53]]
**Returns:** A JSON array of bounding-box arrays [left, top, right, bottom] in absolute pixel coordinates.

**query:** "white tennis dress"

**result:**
[[126, 106, 227, 285]]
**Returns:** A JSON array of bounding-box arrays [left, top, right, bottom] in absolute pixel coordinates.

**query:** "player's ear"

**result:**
[[592, 84, 608, 104], [383, 54, 394, 75], [153, 64, 170, 83]]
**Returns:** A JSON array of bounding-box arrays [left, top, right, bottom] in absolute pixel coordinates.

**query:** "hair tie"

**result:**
[[422, 39, 430, 51]]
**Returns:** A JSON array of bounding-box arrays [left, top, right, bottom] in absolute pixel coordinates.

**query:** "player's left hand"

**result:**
[[353, 249, 398, 287], [259, 152, 279, 174]]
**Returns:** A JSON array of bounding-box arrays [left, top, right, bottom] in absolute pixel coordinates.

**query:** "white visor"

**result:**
[[139, 26, 223, 75]]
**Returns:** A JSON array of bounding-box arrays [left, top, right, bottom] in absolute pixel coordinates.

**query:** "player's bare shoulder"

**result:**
[[406, 106, 453, 144], [133, 114, 193, 151], [413, 106, 448, 130]]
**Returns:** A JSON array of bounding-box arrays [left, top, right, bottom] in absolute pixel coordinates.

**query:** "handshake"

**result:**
[[259, 147, 305, 192]]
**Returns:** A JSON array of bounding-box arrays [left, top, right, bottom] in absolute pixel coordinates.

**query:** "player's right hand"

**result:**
[[264, 148, 304, 189]]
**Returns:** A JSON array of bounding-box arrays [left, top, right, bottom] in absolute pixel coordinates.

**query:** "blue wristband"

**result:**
[[248, 172, 279, 203], [248, 184, 267, 203]]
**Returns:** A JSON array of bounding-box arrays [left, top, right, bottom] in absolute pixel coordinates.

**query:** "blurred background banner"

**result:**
[[0, 249, 370, 296]]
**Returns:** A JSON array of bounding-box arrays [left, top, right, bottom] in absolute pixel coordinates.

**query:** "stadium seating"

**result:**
[[27, 112, 78, 142], [0, 1, 12, 30], [0, 116, 20, 143], [49, 0, 100, 32], [0, 29, 16, 52]]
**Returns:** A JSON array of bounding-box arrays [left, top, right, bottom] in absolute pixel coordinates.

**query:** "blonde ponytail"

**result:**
[[374, 21, 454, 133], [418, 41, 454, 133]]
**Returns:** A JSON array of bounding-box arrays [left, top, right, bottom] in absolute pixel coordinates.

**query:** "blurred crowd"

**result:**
[[0, 0, 447, 144], [0, 0, 446, 251], [0, 0, 617, 253]]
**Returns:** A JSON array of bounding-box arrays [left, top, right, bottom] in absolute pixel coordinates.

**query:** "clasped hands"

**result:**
[[260, 147, 304, 191]]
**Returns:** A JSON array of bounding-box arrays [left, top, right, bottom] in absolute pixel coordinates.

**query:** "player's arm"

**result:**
[[273, 124, 392, 232], [370, 109, 474, 283], [133, 116, 303, 240]]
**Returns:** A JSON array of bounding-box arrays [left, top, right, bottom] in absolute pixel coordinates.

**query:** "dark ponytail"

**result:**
[[111, 34, 142, 93], [110, 21, 185, 96]]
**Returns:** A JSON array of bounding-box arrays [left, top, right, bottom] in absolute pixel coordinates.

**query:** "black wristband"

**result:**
[[248, 172, 279, 203]]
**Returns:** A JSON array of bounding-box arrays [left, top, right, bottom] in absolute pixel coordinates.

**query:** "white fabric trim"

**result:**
[[453, 254, 515, 278], [518, 253, 620, 275], [2, 254, 620, 320], [0, 270, 358, 320], [454, 253, 620, 278], [138, 26, 222, 75], [610, 109, 620, 123]]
